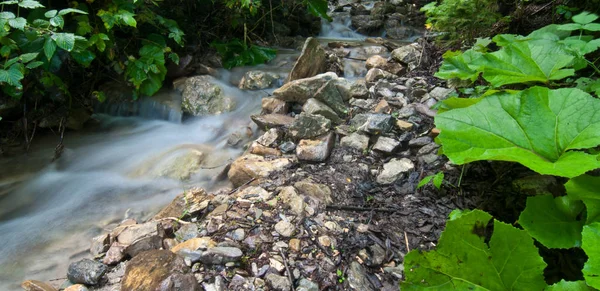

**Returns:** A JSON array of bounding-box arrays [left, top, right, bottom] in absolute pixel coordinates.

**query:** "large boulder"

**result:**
[[121, 250, 198, 291], [228, 154, 293, 187], [273, 72, 338, 103], [286, 37, 327, 83], [179, 75, 236, 116]]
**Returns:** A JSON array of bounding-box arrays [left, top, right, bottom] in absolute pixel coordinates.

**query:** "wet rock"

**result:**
[[340, 133, 370, 151], [67, 259, 107, 285], [351, 15, 383, 35], [297, 278, 318, 291], [296, 132, 336, 162], [228, 154, 293, 187], [251, 114, 295, 129], [372, 136, 400, 153], [262, 97, 289, 114], [273, 72, 338, 103], [181, 75, 236, 116], [391, 43, 422, 71], [351, 113, 394, 134], [239, 71, 279, 90], [21, 280, 57, 291], [289, 113, 331, 139], [275, 220, 296, 237], [171, 237, 217, 253], [365, 68, 396, 84], [302, 98, 342, 124], [286, 37, 327, 83], [121, 250, 197, 291], [200, 247, 243, 265], [154, 188, 209, 220], [279, 141, 296, 153], [365, 55, 387, 70], [429, 87, 455, 101], [314, 80, 348, 115], [377, 158, 415, 185], [294, 180, 333, 205], [347, 261, 374, 291], [103, 242, 127, 265], [266, 273, 291, 291]]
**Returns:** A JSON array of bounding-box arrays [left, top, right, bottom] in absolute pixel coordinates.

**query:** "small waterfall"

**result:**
[[94, 89, 183, 123]]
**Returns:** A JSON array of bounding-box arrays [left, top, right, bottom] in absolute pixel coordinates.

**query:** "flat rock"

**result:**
[[377, 158, 415, 184], [340, 133, 370, 151], [261, 97, 289, 114], [314, 80, 348, 116], [171, 237, 216, 253], [251, 114, 295, 129], [67, 259, 107, 285], [350, 113, 394, 134], [289, 113, 331, 139], [121, 250, 197, 291], [372, 136, 400, 153], [228, 154, 293, 187], [273, 72, 338, 103], [286, 37, 327, 83], [296, 132, 336, 162], [266, 273, 292, 291], [103, 242, 127, 265], [200, 247, 243, 265], [302, 98, 342, 124], [21, 280, 57, 291]]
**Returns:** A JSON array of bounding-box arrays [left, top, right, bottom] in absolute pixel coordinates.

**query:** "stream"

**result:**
[[0, 3, 409, 289]]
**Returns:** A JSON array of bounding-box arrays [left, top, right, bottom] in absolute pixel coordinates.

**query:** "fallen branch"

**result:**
[[279, 248, 296, 291], [326, 205, 398, 213]]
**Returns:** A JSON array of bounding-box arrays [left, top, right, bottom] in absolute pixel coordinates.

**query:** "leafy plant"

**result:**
[[420, 0, 503, 45], [417, 171, 444, 190], [211, 38, 276, 69]]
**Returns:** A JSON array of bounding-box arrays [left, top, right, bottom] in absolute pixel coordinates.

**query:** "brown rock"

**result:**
[[20, 280, 57, 291], [289, 239, 301, 252], [90, 233, 110, 256], [273, 72, 338, 103], [430, 127, 441, 137], [64, 284, 88, 291], [249, 142, 282, 156], [286, 37, 327, 83], [296, 132, 336, 162], [365, 55, 387, 70], [228, 154, 293, 187], [251, 114, 295, 129], [396, 119, 414, 131], [103, 242, 127, 265], [261, 98, 289, 114], [171, 237, 217, 253], [294, 179, 333, 205], [121, 250, 198, 291], [374, 99, 391, 114]]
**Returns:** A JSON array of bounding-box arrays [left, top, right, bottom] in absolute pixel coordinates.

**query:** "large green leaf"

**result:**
[[475, 36, 575, 87], [566, 175, 600, 224], [435, 87, 600, 178], [8, 17, 26, 30], [519, 195, 584, 248], [545, 280, 594, 290], [435, 49, 483, 82], [52, 33, 75, 51], [18, 0, 44, 9], [43, 37, 57, 60], [304, 0, 332, 21], [0, 63, 24, 88], [402, 209, 547, 290], [583, 222, 600, 289]]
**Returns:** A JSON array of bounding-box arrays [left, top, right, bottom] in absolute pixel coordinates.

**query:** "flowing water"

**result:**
[[0, 6, 413, 289]]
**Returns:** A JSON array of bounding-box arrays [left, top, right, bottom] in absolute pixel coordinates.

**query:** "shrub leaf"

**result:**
[[583, 222, 600, 288]]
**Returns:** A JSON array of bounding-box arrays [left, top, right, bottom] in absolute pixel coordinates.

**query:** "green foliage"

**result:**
[[417, 171, 444, 190], [402, 209, 547, 290], [304, 0, 331, 22], [582, 223, 600, 288], [420, 0, 502, 45], [211, 39, 276, 69]]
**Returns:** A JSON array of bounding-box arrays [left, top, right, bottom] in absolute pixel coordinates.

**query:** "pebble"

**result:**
[[289, 238, 301, 252], [270, 258, 286, 272], [274, 220, 296, 237], [408, 136, 433, 147]]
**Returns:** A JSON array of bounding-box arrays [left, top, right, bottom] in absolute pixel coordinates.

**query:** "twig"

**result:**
[[343, 56, 367, 61], [279, 248, 296, 291], [326, 205, 398, 213], [404, 231, 410, 252], [154, 217, 193, 225], [227, 177, 257, 195]]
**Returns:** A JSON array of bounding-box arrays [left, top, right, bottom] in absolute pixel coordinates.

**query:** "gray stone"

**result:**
[[286, 37, 327, 83], [289, 113, 331, 139], [391, 43, 422, 70], [314, 80, 348, 116], [296, 132, 336, 162], [347, 261, 374, 291], [351, 113, 394, 134], [372, 136, 400, 153], [266, 273, 291, 291], [417, 143, 440, 155], [273, 72, 338, 103], [377, 158, 415, 184], [302, 98, 342, 124], [367, 244, 386, 266], [251, 114, 295, 129], [297, 278, 319, 291], [67, 259, 107, 285], [351, 15, 383, 35], [175, 224, 199, 241], [420, 153, 440, 164], [181, 75, 236, 116], [239, 71, 279, 90], [200, 247, 243, 265], [230, 228, 245, 241], [409, 136, 433, 148], [274, 220, 296, 237], [429, 87, 455, 101], [279, 141, 296, 153], [256, 128, 281, 147], [340, 133, 370, 151]]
